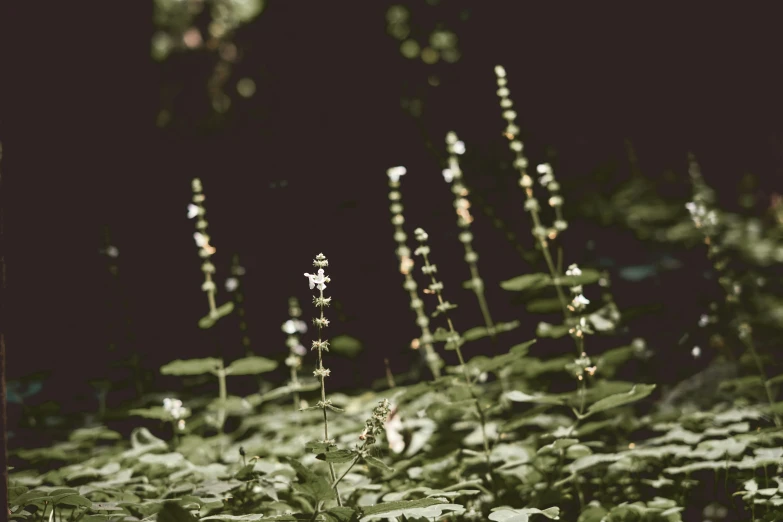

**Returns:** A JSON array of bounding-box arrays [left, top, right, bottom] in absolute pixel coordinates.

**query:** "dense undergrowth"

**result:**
[[8, 66, 783, 522]]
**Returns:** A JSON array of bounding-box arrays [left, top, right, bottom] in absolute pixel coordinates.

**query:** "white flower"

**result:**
[[304, 268, 329, 291], [572, 294, 590, 308], [292, 343, 307, 356], [452, 141, 466, 155], [494, 65, 506, 78], [385, 409, 405, 454], [442, 169, 454, 183], [194, 232, 208, 247], [282, 319, 307, 335], [163, 398, 188, 420], [387, 166, 407, 182], [539, 173, 554, 186], [225, 277, 239, 292], [536, 163, 552, 175], [187, 204, 200, 219], [698, 314, 709, 327], [177, 419, 186, 431], [691, 346, 701, 358], [566, 264, 582, 277]]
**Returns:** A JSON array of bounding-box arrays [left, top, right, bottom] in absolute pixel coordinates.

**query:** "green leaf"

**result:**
[[768, 373, 783, 386], [500, 273, 551, 292], [128, 406, 170, 420], [316, 450, 357, 464], [501, 269, 600, 292], [69, 426, 121, 442], [505, 391, 566, 405], [537, 438, 579, 454], [488, 506, 561, 521], [330, 335, 363, 358], [198, 302, 235, 329], [362, 455, 394, 472], [586, 384, 656, 415], [595, 346, 636, 378], [160, 358, 221, 376], [283, 457, 335, 503], [462, 321, 521, 342], [526, 298, 563, 314], [323, 507, 358, 522], [359, 498, 451, 519], [536, 322, 570, 339], [158, 501, 198, 522], [558, 269, 601, 287], [305, 440, 337, 454], [53, 494, 93, 508], [577, 506, 609, 522], [226, 356, 278, 375], [201, 513, 264, 522], [468, 340, 535, 373]]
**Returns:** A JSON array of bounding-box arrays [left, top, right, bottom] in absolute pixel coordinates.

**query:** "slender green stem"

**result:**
[[389, 178, 442, 379], [740, 334, 781, 427], [315, 285, 342, 506], [418, 245, 494, 490], [332, 441, 368, 489], [217, 361, 227, 436]]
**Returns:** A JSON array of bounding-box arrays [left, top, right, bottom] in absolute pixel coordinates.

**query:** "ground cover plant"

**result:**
[[6, 41, 783, 522]]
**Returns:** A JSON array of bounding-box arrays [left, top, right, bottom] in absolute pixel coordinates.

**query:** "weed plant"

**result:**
[[7, 67, 783, 522]]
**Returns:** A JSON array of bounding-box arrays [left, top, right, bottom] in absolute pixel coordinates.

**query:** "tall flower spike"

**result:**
[[190, 178, 218, 317], [387, 166, 443, 379], [686, 155, 780, 427], [302, 253, 343, 504], [493, 66, 577, 339], [443, 131, 495, 335], [413, 227, 494, 474], [283, 297, 307, 409]]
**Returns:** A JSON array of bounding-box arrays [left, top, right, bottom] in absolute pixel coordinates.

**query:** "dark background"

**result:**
[[2, 2, 782, 415]]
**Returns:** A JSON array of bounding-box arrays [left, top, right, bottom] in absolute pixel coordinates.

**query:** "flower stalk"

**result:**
[[387, 166, 443, 379], [282, 297, 308, 409], [442, 133, 495, 337], [413, 228, 494, 486], [686, 155, 781, 427], [303, 253, 342, 505]]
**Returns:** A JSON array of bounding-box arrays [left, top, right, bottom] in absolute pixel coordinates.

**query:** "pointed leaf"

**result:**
[[505, 391, 566, 405], [586, 384, 656, 415], [500, 273, 551, 292], [316, 450, 357, 464], [362, 455, 394, 472], [226, 356, 278, 375], [160, 358, 221, 376], [198, 302, 235, 329]]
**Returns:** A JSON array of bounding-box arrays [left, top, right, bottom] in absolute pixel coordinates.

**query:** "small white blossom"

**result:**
[[539, 173, 554, 186], [292, 343, 307, 356], [698, 314, 709, 327], [194, 232, 209, 247], [304, 268, 329, 291], [452, 141, 466, 155], [187, 204, 200, 219], [494, 65, 506, 78], [442, 168, 454, 183], [536, 163, 552, 175], [387, 166, 407, 182], [282, 319, 308, 335], [177, 419, 186, 431], [691, 346, 701, 358], [566, 264, 582, 277], [104, 246, 119, 258], [572, 294, 590, 309], [225, 277, 239, 292], [163, 398, 188, 420]]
